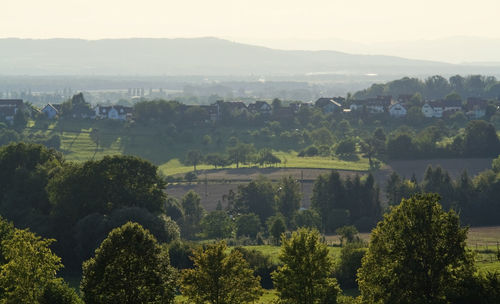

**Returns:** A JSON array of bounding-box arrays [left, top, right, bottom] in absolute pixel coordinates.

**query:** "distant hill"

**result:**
[[0, 37, 453, 76]]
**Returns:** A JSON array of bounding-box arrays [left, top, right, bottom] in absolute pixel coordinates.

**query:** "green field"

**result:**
[[25, 120, 372, 175]]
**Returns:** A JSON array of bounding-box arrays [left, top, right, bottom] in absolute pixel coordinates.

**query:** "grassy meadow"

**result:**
[[25, 119, 371, 176]]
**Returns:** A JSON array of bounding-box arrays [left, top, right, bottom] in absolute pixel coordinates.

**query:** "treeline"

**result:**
[[0, 142, 178, 271], [1, 195, 499, 303], [360, 120, 500, 161], [354, 74, 500, 100], [386, 159, 500, 226]]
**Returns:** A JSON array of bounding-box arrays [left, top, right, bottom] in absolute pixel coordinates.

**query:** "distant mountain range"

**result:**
[[0, 37, 499, 76]]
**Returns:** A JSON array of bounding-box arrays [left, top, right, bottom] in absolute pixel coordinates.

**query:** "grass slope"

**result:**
[[26, 120, 371, 175]]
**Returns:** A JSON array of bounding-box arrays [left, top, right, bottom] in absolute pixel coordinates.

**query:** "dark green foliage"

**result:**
[[463, 120, 500, 157], [232, 247, 277, 289], [81, 222, 176, 304], [334, 242, 367, 289], [185, 149, 203, 171], [168, 240, 196, 269], [180, 190, 205, 239], [276, 176, 302, 224], [311, 171, 380, 233], [292, 209, 321, 229], [201, 210, 234, 239], [335, 225, 360, 246], [0, 142, 62, 231], [267, 214, 286, 244], [358, 194, 475, 304], [49, 155, 166, 227], [40, 280, 83, 304], [229, 176, 276, 222], [335, 139, 356, 156], [235, 213, 261, 239]]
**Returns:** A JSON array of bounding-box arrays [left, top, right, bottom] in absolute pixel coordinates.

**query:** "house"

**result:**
[[41, 103, 59, 119], [422, 103, 435, 118], [315, 97, 343, 113], [350, 96, 391, 114], [223, 101, 248, 116], [465, 97, 487, 119], [273, 107, 295, 120], [421, 101, 445, 118], [248, 101, 272, 115], [95, 105, 133, 120], [389, 103, 407, 118], [442, 99, 462, 116], [200, 103, 221, 122], [0, 99, 23, 124]]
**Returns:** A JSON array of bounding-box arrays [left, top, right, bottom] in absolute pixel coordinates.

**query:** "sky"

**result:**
[[2, 0, 500, 54]]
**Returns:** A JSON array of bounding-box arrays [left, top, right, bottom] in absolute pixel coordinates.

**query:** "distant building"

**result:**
[[248, 101, 272, 115], [315, 97, 343, 113], [0, 99, 23, 124], [351, 96, 392, 114], [465, 97, 487, 119], [422, 101, 444, 118], [41, 103, 59, 119], [95, 105, 133, 120], [389, 103, 407, 117]]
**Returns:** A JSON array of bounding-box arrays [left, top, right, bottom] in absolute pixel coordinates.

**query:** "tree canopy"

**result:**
[[180, 241, 262, 304], [358, 193, 475, 304], [81, 222, 176, 304], [272, 228, 340, 304]]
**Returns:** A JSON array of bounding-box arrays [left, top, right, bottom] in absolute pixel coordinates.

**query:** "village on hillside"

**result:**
[[0, 91, 491, 126]]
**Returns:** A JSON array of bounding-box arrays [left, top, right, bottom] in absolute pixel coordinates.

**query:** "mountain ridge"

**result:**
[[0, 37, 453, 76]]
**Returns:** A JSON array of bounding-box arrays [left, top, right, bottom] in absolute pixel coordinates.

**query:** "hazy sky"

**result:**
[[2, 0, 500, 44]]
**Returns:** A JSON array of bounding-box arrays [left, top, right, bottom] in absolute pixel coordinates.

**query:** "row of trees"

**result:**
[[386, 158, 500, 226], [0, 142, 181, 271], [4, 194, 499, 303], [354, 74, 500, 100], [185, 144, 281, 171]]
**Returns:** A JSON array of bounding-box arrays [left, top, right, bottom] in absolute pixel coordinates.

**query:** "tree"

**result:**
[[40, 280, 83, 304], [335, 225, 359, 246], [276, 176, 302, 224], [0, 229, 62, 303], [81, 222, 176, 304], [185, 149, 203, 172], [293, 209, 321, 230], [201, 210, 234, 239], [357, 194, 475, 304], [230, 176, 276, 222], [180, 190, 205, 239], [335, 139, 356, 156], [48, 155, 167, 227], [463, 120, 500, 157], [205, 153, 228, 169], [335, 242, 367, 290], [180, 241, 262, 304], [235, 213, 261, 239], [267, 214, 286, 245], [226, 143, 255, 168], [272, 228, 341, 304]]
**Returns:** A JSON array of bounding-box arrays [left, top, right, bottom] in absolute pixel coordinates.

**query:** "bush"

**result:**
[[184, 171, 197, 182]]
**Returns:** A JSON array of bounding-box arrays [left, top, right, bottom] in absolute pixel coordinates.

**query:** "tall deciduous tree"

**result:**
[[180, 190, 205, 239], [358, 194, 475, 304], [185, 149, 203, 172], [0, 229, 63, 303], [81, 222, 176, 304], [181, 241, 262, 304], [276, 176, 302, 224], [272, 228, 341, 304]]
